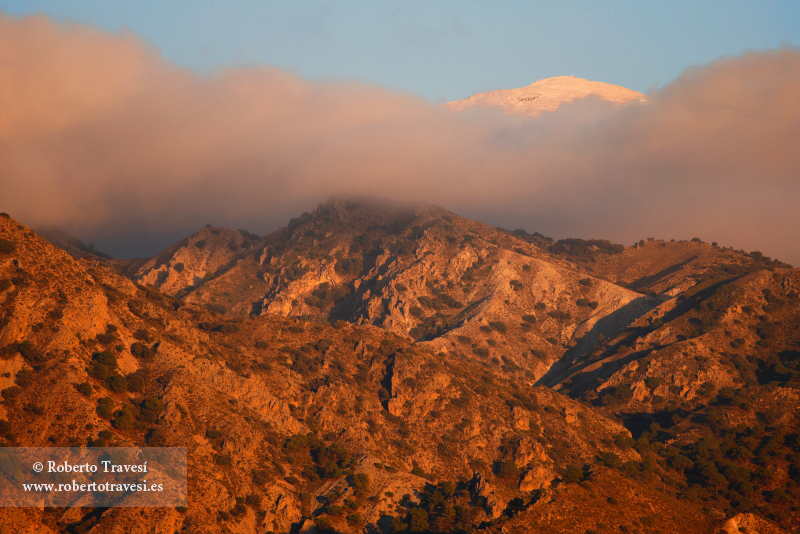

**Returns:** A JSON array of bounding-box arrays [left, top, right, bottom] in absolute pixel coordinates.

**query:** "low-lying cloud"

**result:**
[[2, 14, 799, 264]]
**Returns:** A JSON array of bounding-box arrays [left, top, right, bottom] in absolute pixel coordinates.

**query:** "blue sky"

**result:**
[[2, 1, 798, 101]]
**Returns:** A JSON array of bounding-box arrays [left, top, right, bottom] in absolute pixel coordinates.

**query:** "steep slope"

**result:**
[[1, 212, 797, 532], [0, 215, 668, 533], [174, 199, 645, 384], [116, 225, 263, 298], [445, 76, 647, 118], [34, 226, 113, 260], [138, 199, 792, 393], [538, 260, 800, 530]]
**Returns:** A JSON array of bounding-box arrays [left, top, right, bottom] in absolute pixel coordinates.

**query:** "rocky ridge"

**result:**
[[1, 204, 798, 533]]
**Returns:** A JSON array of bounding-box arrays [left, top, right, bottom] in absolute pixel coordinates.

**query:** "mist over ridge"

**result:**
[[1, 14, 799, 264]]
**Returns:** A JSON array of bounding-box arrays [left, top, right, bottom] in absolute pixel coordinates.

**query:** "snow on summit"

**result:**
[[445, 76, 648, 117]]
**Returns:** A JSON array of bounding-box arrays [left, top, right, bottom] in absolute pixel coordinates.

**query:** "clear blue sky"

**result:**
[[2, 1, 798, 101]]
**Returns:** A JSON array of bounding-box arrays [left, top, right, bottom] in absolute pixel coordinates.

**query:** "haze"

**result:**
[[1, 15, 799, 264]]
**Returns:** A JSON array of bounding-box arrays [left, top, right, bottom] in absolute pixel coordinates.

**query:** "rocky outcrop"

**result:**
[[518, 464, 554, 492], [719, 513, 788, 534], [472, 471, 504, 519]]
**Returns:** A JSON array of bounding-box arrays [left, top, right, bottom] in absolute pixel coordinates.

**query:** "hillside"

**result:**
[[34, 226, 113, 260], [444, 76, 648, 118], [129, 200, 650, 385], [1, 206, 798, 533]]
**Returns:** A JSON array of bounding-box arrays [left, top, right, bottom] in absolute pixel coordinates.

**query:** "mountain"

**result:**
[[445, 76, 648, 118], [34, 226, 113, 260], [1, 204, 798, 533], [116, 225, 261, 298]]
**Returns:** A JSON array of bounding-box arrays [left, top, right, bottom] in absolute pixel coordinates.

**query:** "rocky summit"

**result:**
[[0, 199, 798, 533]]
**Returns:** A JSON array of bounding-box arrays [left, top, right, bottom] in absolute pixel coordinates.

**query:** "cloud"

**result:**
[[1, 14, 799, 264]]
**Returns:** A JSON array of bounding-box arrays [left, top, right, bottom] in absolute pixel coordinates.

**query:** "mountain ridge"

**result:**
[[0, 204, 798, 533]]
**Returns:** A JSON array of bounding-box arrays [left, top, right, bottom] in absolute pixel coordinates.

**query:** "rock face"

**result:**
[[119, 226, 258, 298], [146, 199, 645, 384], [445, 76, 648, 118], [518, 464, 553, 492], [472, 471, 504, 519], [720, 513, 788, 534]]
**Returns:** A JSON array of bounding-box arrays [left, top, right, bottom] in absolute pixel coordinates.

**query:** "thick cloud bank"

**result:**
[[2, 15, 799, 263]]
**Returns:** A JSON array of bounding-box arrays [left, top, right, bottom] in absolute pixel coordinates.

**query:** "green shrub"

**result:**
[[644, 377, 663, 389], [313, 516, 333, 532], [112, 407, 135, 430], [0, 238, 16, 254], [76, 382, 93, 396], [94, 351, 118, 370], [306, 282, 348, 308], [17, 341, 46, 368], [315, 338, 333, 352], [494, 459, 520, 479], [142, 398, 165, 413], [614, 433, 636, 449], [352, 472, 370, 493], [563, 465, 583, 483], [245, 494, 262, 509], [215, 453, 233, 466], [106, 374, 127, 393], [96, 397, 115, 419], [87, 362, 111, 381], [597, 451, 622, 468], [133, 328, 151, 342], [488, 321, 507, 333], [126, 371, 146, 393], [547, 310, 571, 321], [252, 469, 269, 485], [603, 385, 633, 405], [335, 256, 363, 275], [346, 513, 364, 527], [1, 386, 21, 400], [522, 314, 537, 323], [131, 342, 155, 359], [417, 296, 435, 309], [551, 238, 624, 257], [409, 508, 429, 532], [14, 369, 34, 388]]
